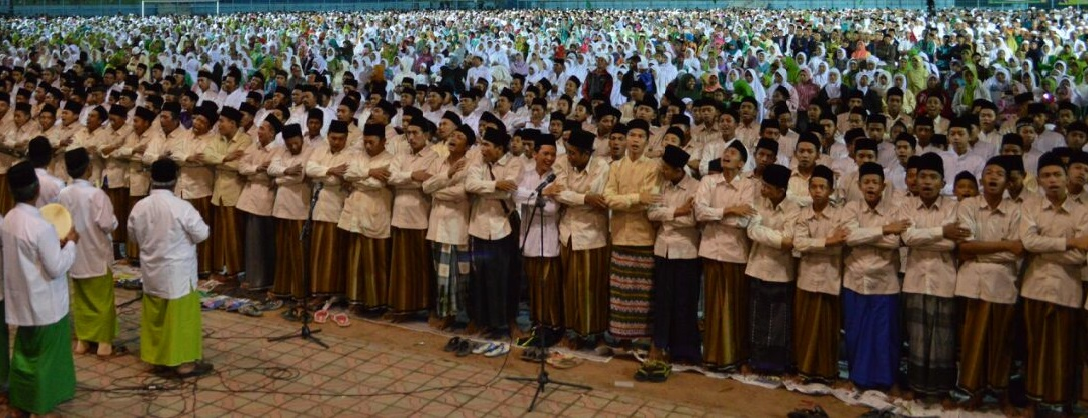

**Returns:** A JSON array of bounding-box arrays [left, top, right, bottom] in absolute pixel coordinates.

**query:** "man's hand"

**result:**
[[285, 164, 303, 176], [447, 159, 467, 178], [882, 219, 912, 235], [411, 170, 432, 182], [725, 204, 757, 217], [638, 191, 660, 205], [826, 226, 849, 246], [542, 183, 564, 197], [941, 221, 972, 241], [496, 180, 518, 192], [327, 163, 348, 178], [585, 193, 608, 209], [62, 228, 80, 246], [369, 167, 391, 182], [225, 149, 245, 162], [674, 197, 694, 217], [186, 152, 204, 164]]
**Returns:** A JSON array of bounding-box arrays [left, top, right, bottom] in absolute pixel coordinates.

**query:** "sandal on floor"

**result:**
[[634, 360, 671, 383], [332, 311, 350, 327], [224, 298, 251, 312], [484, 342, 510, 358], [196, 280, 220, 293], [313, 301, 333, 324], [238, 304, 263, 317], [545, 352, 582, 369], [280, 308, 302, 322], [520, 347, 543, 362], [472, 342, 497, 355]]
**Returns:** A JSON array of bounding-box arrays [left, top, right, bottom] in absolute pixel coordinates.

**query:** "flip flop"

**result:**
[[196, 280, 220, 293], [201, 295, 230, 311], [545, 352, 582, 369], [332, 311, 350, 327], [313, 300, 333, 324], [472, 342, 497, 355], [259, 299, 284, 311], [455, 340, 473, 357], [224, 298, 251, 312], [484, 343, 510, 358]]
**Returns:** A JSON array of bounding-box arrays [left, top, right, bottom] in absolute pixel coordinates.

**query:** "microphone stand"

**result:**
[[269, 181, 328, 349], [507, 179, 592, 412]]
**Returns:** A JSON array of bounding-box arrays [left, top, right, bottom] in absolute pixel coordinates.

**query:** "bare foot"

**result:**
[[96, 343, 113, 356], [74, 340, 88, 354], [739, 364, 754, 376]]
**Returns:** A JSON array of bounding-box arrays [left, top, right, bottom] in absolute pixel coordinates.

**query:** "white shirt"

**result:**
[[3, 203, 77, 326], [58, 179, 117, 278], [34, 167, 64, 207], [515, 167, 560, 257], [128, 189, 210, 299]]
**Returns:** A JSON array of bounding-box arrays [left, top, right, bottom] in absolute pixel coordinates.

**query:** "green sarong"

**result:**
[[71, 269, 118, 344], [140, 291, 202, 367], [10, 315, 75, 414]]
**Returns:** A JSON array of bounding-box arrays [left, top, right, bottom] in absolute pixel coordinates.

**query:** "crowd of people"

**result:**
[[1, 6, 1088, 416]]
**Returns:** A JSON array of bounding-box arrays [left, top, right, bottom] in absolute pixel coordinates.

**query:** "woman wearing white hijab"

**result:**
[[816, 68, 844, 113]]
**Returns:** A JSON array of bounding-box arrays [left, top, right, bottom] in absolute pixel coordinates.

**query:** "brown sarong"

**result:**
[[958, 299, 1015, 394], [271, 219, 305, 299], [105, 188, 129, 244], [703, 259, 749, 369], [124, 195, 143, 260], [560, 243, 609, 336], [525, 256, 563, 328], [0, 173, 12, 215], [344, 233, 391, 308], [186, 196, 214, 274], [793, 288, 841, 381], [1023, 298, 1078, 405], [212, 204, 245, 275], [387, 228, 433, 313], [310, 221, 345, 296]]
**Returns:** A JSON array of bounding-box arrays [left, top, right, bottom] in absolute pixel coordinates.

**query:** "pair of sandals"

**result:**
[[311, 300, 351, 327], [201, 296, 263, 317], [635, 360, 672, 383]]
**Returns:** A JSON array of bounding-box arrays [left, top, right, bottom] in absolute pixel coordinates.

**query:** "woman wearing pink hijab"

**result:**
[[851, 40, 871, 61]]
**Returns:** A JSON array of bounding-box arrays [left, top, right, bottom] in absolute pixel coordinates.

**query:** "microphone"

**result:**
[[534, 173, 557, 193]]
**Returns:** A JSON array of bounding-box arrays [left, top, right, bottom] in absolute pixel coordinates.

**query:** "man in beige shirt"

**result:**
[[745, 163, 801, 375], [899, 152, 968, 401], [1018, 152, 1088, 410], [113, 106, 162, 264], [386, 118, 440, 319], [339, 123, 395, 315], [208, 106, 253, 281], [422, 124, 473, 330], [267, 123, 314, 307], [168, 103, 214, 275], [545, 129, 611, 348], [954, 156, 1023, 412], [642, 145, 700, 379], [465, 128, 524, 338], [841, 162, 911, 392], [236, 117, 282, 291], [304, 119, 355, 298], [604, 118, 659, 343], [694, 140, 756, 371], [793, 165, 848, 382]]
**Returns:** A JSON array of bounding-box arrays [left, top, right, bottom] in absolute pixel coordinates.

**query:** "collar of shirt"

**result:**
[[916, 195, 949, 211], [863, 197, 893, 216], [1042, 197, 1077, 214]]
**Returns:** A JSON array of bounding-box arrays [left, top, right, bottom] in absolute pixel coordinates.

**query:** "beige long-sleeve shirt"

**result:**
[[268, 145, 316, 221], [554, 157, 610, 251], [236, 140, 282, 217], [900, 196, 959, 298], [954, 196, 1021, 304], [388, 147, 439, 230], [167, 128, 215, 200], [466, 153, 525, 240], [100, 123, 133, 188], [304, 145, 355, 223], [338, 150, 394, 238], [695, 172, 756, 263], [746, 196, 801, 282], [842, 198, 903, 295], [794, 204, 846, 295], [210, 131, 254, 207], [1019, 196, 1088, 308], [604, 154, 659, 247], [423, 156, 471, 246], [648, 174, 701, 259]]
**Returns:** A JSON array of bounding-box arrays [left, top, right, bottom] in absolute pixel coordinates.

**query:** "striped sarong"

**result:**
[[608, 245, 654, 340], [432, 242, 471, 319]]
